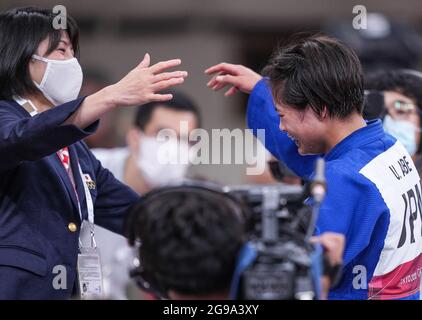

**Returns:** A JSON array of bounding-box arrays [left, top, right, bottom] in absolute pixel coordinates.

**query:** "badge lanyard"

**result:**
[[78, 163, 96, 248], [14, 96, 39, 116], [14, 96, 103, 299], [76, 166, 103, 299]]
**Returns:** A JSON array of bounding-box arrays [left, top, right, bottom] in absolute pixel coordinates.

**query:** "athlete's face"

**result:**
[[274, 101, 328, 155]]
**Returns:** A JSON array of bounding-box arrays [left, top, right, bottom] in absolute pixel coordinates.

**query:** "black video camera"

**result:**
[[224, 159, 327, 300]]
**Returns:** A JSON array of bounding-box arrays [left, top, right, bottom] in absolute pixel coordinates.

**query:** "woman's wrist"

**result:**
[[90, 85, 119, 111], [65, 86, 119, 128]]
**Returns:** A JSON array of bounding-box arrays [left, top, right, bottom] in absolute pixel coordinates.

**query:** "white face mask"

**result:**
[[383, 114, 418, 156], [32, 54, 83, 106], [136, 135, 190, 187]]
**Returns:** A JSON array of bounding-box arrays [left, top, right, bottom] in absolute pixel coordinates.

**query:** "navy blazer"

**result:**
[[0, 98, 140, 299]]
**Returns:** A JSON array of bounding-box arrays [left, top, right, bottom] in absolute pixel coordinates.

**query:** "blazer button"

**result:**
[[68, 222, 78, 232]]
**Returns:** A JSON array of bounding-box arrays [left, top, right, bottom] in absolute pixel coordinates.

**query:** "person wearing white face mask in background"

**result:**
[[364, 69, 422, 161], [0, 7, 188, 299], [80, 91, 200, 299], [92, 91, 200, 192]]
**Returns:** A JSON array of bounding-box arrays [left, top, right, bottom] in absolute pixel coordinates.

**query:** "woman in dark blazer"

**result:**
[[0, 6, 187, 299]]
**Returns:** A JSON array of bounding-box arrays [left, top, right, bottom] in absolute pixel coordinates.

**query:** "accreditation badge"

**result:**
[[77, 247, 104, 300]]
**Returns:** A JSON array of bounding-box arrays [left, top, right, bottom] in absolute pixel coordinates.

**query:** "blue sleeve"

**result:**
[[246, 78, 317, 178], [317, 165, 387, 266], [0, 98, 98, 173], [86, 146, 141, 236]]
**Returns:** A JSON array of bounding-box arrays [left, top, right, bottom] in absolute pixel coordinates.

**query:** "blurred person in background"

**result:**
[[81, 91, 201, 299], [93, 90, 200, 194], [0, 6, 187, 299], [364, 69, 422, 160]]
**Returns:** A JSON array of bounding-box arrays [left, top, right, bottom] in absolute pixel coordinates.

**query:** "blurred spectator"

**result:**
[[93, 90, 200, 193], [365, 69, 422, 159], [80, 90, 200, 299]]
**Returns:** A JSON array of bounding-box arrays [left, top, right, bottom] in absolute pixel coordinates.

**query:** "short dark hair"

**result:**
[[262, 34, 364, 119], [365, 69, 422, 110], [134, 90, 201, 130], [128, 187, 246, 296], [0, 7, 79, 100]]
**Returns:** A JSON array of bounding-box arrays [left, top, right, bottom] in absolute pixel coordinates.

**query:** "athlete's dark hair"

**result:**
[[262, 34, 364, 119]]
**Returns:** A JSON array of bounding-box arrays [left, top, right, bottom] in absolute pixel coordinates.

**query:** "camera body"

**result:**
[[224, 183, 319, 300]]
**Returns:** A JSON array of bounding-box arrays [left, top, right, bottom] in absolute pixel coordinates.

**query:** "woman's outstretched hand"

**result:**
[[109, 53, 188, 107], [205, 62, 262, 96], [69, 53, 188, 128]]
